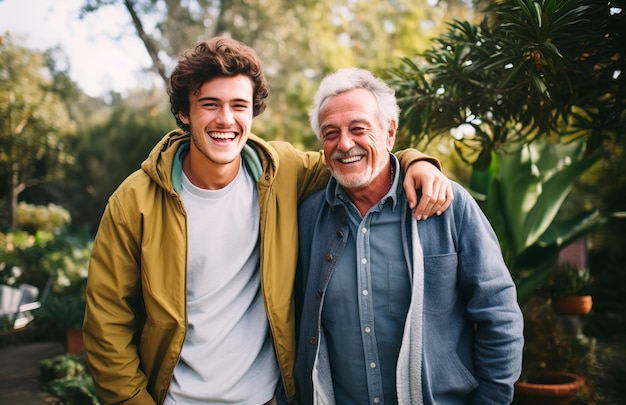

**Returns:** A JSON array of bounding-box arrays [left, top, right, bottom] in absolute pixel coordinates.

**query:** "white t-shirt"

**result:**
[[165, 162, 279, 404]]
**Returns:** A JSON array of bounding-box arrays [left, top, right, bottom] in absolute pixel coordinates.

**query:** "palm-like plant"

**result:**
[[469, 137, 602, 303], [387, 0, 624, 170]]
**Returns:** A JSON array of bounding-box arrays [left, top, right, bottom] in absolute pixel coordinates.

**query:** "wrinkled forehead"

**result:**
[[319, 88, 379, 123]]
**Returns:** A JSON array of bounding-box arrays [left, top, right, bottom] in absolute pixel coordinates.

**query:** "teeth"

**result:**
[[209, 132, 236, 139], [340, 155, 363, 163]]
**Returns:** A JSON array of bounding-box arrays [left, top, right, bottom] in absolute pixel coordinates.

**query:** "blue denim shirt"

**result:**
[[322, 159, 411, 404], [295, 169, 524, 405]]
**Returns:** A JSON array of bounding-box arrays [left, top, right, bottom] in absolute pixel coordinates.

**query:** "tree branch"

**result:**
[[123, 0, 168, 85]]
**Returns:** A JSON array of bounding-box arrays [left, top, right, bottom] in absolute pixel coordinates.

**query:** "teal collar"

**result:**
[[171, 141, 263, 193]]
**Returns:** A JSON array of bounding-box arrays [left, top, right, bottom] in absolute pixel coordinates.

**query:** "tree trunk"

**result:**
[[8, 164, 19, 231]]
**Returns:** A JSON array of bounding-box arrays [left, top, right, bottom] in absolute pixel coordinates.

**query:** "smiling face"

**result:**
[[320, 88, 396, 191], [179, 74, 254, 188]]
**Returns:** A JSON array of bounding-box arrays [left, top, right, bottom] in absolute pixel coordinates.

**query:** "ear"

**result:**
[[179, 112, 190, 125], [386, 120, 397, 151]]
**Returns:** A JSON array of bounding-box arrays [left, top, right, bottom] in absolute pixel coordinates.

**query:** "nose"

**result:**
[[336, 129, 355, 151], [216, 106, 235, 127]]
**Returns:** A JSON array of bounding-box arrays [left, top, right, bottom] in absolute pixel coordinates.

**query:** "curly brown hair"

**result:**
[[168, 37, 269, 131]]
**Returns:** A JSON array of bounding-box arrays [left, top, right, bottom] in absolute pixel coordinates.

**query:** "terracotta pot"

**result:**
[[513, 370, 585, 405], [552, 295, 593, 315], [65, 328, 84, 354]]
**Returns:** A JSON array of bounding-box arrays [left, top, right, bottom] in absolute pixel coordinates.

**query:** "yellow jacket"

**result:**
[[84, 129, 437, 404]]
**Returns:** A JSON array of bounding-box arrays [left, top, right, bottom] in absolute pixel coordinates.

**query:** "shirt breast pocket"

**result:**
[[423, 253, 458, 316]]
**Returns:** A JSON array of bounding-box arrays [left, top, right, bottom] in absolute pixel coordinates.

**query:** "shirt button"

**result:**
[[361, 227, 367, 233], [308, 337, 317, 344], [325, 254, 333, 262], [362, 290, 369, 296], [370, 362, 376, 368], [337, 231, 343, 238], [316, 290, 323, 298], [373, 398, 380, 404], [361, 258, 367, 264], [364, 326, 371, 333]]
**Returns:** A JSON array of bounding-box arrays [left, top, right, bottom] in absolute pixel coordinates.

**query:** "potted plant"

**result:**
[[513, 369, 585, 405], [548, 263, 593, 316], [36, 292, 85, 353], [513, 298, 595, 404]]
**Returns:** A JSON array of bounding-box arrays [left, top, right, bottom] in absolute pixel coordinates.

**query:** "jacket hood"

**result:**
[[141, 129, 276, 194]]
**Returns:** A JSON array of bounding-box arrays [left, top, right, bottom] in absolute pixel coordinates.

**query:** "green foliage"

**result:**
[[521, 297, 598, 397], [16, 202, 71, 234], [36, 291, 86, 330], [547, 264, 593, 297], [467, 138, 604, 303], [68, 89, 172, 232], [0, 230, 56, 287], [40, 353, 100, 405], [79, 0, 461, 148], [388, 0, 625, 169], [40, 235, 92, 294], [0, 228, 91, 331], [471, 138, 600, 261], [0, 202, 93, 294], [0, 34, 80, 230]]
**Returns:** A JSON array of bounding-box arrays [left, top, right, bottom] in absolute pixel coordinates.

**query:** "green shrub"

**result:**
[[0, 229, 92, 292], [36, 292, 86, 330], [550, 264, 593, 297], [0, 204, 92, 334], [40, 353, 100, 404], [0, 230, 56, 287], [16, 203, 71, 233]]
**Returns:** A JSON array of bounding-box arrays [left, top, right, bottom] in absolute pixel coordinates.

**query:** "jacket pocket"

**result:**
[[429, 350, 479, 397], [423, 253, 458, 316]]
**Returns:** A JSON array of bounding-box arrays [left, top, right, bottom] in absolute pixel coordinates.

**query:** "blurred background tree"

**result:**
[[3, 0, 468, 232], [0, 39, 79, 231], [78, 0, 471, 149]]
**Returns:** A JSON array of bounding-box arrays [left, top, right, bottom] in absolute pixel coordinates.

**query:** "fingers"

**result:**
[[413, 176, 453, 221], [402, 160, 454, 220], [404, 175, 419, 211]]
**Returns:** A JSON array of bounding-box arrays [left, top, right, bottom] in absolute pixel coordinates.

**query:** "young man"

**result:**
[[83, 38, 452, 404], [296, 68, 524, 404]]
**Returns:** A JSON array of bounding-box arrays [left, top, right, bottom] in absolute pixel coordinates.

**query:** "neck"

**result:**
[[183, 153, 240, 190]]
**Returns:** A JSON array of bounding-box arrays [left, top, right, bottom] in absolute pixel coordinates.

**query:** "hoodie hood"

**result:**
[[140, 129, 271, 194]]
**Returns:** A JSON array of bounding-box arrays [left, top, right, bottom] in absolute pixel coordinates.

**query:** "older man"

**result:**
[[295, 68, 524, 405]]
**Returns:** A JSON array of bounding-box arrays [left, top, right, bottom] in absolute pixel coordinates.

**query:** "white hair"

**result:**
[[309, 67, 400, 141]]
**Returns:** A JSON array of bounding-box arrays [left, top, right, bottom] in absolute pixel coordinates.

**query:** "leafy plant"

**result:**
[[388, 0, 624, 170], [16, 202, 71, 234], [468, 137, 604, 303], [0, 229, 56, 287], [520, 297, 598, 400], [0, 203, 92, 291], [548, 264, 593, 297], [36, 291, 86, 330], [40, 353, 100, 405]]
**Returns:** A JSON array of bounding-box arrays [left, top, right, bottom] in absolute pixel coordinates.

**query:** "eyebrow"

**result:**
[[321, 118, 371, 132], [197, 96, 251, 104]]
